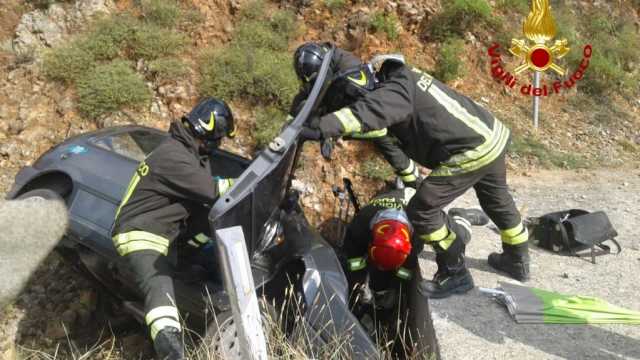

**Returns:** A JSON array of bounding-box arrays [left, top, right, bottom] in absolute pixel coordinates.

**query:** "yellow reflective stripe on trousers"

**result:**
[[428, 84, 492, 139], [349, 128, 388, 139], [146, 306, 181, 340], [150, 318, 181, 340], [334, 108, 362, 134], [431, 121, 510, 177], [421, 225, 449, 242], [421, 225, 456, 250], [501, 223, 529, 245], [146, 306, 179, 325], [112, 231, 170, 256], [114, 172, 141, 219]]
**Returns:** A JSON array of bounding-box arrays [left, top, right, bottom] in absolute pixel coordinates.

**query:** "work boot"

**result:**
[[448, 208, 490, 226], [488, 243, 530, 282], [153, 327, 185, 360], [418, 266, 474, 299], [419, 249, 474, 299]]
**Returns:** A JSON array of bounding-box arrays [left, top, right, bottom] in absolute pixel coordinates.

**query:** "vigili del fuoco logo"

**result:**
[[488, 0, 593, 97]]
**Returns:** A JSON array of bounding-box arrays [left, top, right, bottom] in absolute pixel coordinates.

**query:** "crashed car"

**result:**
[[6, 48, 380, 358]]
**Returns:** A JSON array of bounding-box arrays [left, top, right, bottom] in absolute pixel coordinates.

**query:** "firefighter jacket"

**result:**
[[111, 122, 232, 256], [317, 62, 511, 177]]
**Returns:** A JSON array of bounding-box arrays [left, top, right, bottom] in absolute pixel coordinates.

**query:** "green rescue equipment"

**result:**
[[482, 282, 640, 324]]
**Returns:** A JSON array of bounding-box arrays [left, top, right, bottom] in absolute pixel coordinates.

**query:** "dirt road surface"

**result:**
[[420, 169, 640, 360]]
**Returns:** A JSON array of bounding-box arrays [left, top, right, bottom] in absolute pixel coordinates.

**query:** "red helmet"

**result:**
[[369, 210, 412, 271]]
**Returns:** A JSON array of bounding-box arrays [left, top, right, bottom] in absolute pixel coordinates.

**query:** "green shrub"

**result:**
[[80, 15, 137, 60], [324, 0, 346, 12], [148, 57, 188, 82], [141, 0, 181, 28], [429, 0, 493, 40], [270, 10, 297, 39], [77, 60, 151, 119], [199, 7, 298, 112], [42, 42, 95, 84], [130, 24, 186, 60], [200, 46, 297, 110], [361, 156, 394, 181], [495, 0, 529, 14], [239, 0, 266, 20], [234, 20, 290, 52], [370, 12, 400, 41], [435, 37, 465, 82], [254, 106, 288, 148]]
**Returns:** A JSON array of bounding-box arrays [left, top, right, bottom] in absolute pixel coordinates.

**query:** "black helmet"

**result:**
[[184, 98, 236, 143], [293, 42, 329, 85]]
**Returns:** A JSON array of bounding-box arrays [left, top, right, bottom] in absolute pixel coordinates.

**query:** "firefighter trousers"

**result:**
[[126, 250, 181, 341], [406, 151, 528, 267]]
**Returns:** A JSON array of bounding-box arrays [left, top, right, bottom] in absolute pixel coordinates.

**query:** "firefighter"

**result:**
[[341, 187, 488, 298], [110, 98, 237, 360], [293, 42, 421, 188], [302, 59, 531, 299]]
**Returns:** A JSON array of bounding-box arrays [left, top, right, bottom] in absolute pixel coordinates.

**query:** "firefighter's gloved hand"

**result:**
[[300, 126, 322, 141]]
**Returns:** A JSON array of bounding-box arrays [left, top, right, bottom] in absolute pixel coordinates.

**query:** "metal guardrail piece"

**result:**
[[215, 226, 268, 360]]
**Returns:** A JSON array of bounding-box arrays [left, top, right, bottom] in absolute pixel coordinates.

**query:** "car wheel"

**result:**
[[200, 303, 276, 359], [16, 188, 65, 203]]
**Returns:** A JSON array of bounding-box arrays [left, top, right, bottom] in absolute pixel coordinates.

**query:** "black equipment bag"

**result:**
[[527, 209, 621, 264]]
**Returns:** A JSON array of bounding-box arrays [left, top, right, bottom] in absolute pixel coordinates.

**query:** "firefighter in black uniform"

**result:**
[[111, 98, 236, 360], [341, 187, 488, 298], [302, 59, 531, 299], [293, 42, 421, 187]]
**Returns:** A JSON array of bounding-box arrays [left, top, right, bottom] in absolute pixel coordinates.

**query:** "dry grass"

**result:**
[[16, 282, 434, 359]]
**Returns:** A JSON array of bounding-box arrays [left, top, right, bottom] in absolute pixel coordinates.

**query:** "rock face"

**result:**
[[12, 0, 114, 54]]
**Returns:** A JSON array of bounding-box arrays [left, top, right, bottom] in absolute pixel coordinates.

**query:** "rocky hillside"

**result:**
[[0, 0, 639, 357]]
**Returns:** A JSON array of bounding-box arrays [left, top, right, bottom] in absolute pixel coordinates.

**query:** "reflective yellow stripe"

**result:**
[[395, 267, 412, 280], [444, 120, 504, 166], [348, 257, 367, 271], [421, 225, 449, 242], [428, 84, 492, 139], [112, 231, 170, 256], [349, 128, 388, 139], [115, 172, 141, 219], [334, 108, 362, 134], [399, 160, 416, 175], [194, 233, 210, 244], [501, 223, 529, 245], [438, 231, 457, 250], [146, 306, 179, 325], [431, 122, 510, 177], [150, 318, 181, 340]]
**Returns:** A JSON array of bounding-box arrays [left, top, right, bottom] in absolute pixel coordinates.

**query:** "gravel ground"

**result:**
[[419, 169, 640, 360]]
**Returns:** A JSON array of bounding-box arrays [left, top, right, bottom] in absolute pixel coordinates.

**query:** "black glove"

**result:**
[[300, 126, 322, 141]]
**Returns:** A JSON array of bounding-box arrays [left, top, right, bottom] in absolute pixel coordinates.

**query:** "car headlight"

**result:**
[[256, 214, 283, 254]]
